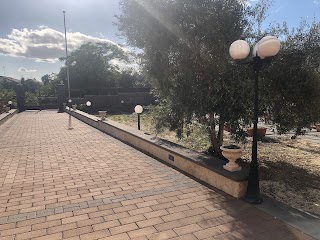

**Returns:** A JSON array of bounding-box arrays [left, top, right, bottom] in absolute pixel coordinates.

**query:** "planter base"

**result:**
[[223, 164, 242, 172], [98, 111, 107, 120]]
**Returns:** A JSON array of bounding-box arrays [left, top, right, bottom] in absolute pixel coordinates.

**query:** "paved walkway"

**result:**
[[0, 111, 315, 240]]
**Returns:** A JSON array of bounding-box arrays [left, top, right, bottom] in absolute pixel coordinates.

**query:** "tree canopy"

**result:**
[[41, 74, 51, 86], [261, 21, 320, 134], [58, 42, 133, 89], [117, 0, 320, 155], [117, 0, 253, 154]]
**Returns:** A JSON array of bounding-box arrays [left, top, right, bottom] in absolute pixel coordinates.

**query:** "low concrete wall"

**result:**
[[0, 109, 18, 126], [67, 108, 248, 198]]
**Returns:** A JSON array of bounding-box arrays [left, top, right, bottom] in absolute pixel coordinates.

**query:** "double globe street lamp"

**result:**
[[229, 36, 281, 204]]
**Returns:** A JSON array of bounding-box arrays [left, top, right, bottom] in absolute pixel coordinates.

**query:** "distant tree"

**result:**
[[41, 74, 51, 85], [25, 91, 39, 105], [58, 42, 131, 90], [40, 73, 60, 96], [23, 78, 40, 93], [0, 79, 17, 90], [117, 70, 144, 88], [0, 89, 16, 105]]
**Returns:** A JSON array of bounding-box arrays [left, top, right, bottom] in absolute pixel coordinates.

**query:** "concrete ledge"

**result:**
[[0, 109, 18, 126], [67, 109, 248, 198]]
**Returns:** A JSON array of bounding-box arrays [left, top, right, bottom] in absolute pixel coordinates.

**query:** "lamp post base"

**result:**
[[243, 195, 263, 204], [67, 115, 73, 130]]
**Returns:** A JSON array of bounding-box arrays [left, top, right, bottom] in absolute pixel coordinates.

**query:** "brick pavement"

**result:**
[[0, 111, 315, 240]]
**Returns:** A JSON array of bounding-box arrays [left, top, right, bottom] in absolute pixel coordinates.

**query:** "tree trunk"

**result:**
[[209, 112, 224, 157], [217, 117, 224, 145]]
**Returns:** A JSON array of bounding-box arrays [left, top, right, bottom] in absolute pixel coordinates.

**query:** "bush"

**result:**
[[0, 89, 16, 105], [25, 92, 39, 105]]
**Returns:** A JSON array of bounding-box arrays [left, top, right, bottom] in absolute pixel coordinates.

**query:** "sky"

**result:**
[[0, 0, 319, 81]]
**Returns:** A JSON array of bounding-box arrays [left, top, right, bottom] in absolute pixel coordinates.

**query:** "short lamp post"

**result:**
[[86, 101, 91, 113], [121, 100, 125, 112], [134, 105, 143, 130], [68, 99, 73, 130], [8, 101, 12, 110], [229, 36, 280, 204]]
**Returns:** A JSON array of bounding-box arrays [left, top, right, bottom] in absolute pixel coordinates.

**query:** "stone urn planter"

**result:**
[[5, 106, 10, 113], [72, 104, 77, 110], [220, 145, 243, 172], [98, 111, 107, 120], [247, 127, 267, 138]]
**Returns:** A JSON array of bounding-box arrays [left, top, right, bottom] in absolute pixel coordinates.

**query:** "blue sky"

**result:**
[[0, 0, 319, 81]]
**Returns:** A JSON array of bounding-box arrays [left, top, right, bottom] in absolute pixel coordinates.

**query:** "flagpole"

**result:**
[[63, 11, 73, 130]]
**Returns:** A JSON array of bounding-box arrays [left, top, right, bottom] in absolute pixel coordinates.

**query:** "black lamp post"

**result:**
[[121, 100, 124, 113], [229, 36, 281, 204], [134, 105, 143, 130], [86, 101, 92, 112], [8, 101, 12, 110]]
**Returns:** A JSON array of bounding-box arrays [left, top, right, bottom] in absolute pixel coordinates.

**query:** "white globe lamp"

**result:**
[[229, 40, 250, 60], [134, 105, 143, 114], [134, 105, 143, 130], [257, 36, 281, 58]]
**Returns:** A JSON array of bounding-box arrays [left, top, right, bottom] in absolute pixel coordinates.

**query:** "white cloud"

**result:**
[[18, 67, 27, 72], [0, 27, 125, 63], [313, 0, 320, 4], [18, 67, 37, 72], [37, 25, 49, 29]]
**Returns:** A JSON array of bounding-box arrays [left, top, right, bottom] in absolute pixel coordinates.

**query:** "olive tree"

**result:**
[[117, 0, 253, 155]]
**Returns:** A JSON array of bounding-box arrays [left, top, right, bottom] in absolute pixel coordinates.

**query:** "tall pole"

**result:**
[[63, 11, 73, 130], [244, 56, 263, 204], [63, 11, 71, 99]]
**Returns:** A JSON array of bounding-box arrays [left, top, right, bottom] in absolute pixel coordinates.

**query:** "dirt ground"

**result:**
[[109, 113, 320, 216], [231, 135, 320, 216]]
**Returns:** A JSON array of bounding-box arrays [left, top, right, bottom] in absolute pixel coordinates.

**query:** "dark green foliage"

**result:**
[[117, 70, 144, 88], [261, 21, 320, 134], [23, 79, 40, 93], [117, 0, 252, 154], [41, 74, 51, 85], [0, 77, 18, 106], [0, 89, 16, 106], [0, 80, 17, 90], [58, 42, 130, 89], [40, 74, 60, 96], [25, 91, 39, 105]]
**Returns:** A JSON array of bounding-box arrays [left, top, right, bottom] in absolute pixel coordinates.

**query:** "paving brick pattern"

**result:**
[[0, 111, 315, 239]]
